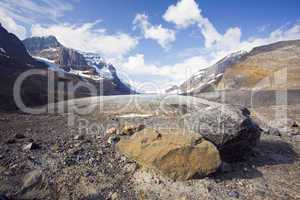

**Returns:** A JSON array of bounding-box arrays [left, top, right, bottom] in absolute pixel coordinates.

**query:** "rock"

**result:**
[[267, 128, 281, 136], [293, 135, 300, 142], [117, 128, 221, 181], [15, 133, 26, 139], [18, 169, 53, 199], [110, 192, 118, 200], [180, 105, 261, 162], [74, 134, 84, 140], [106, 127, 117, 135], [228, 190, 239, 198], [121, 124, 145, 136], [21, 170, 43, 191], [23, 142, 40, 151], [107, 135, 120, 145], [6, 139, 16, 144], [291, 121, 299, 128]]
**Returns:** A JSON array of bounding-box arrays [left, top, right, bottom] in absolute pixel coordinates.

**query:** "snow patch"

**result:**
[[118, 113, 152, 118], [0, 48, 6, 53]]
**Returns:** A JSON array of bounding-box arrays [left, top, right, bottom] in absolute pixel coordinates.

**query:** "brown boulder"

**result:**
[[117, 128, 221, 181]]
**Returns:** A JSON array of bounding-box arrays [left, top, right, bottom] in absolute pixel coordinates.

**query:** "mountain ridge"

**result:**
[[167, 39, 300, 94]]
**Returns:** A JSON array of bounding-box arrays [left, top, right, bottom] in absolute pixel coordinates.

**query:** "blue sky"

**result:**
[[0, 0, 300, 91]]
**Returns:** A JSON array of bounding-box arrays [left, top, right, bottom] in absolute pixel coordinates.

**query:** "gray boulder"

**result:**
[[180, 105, 261, 162]]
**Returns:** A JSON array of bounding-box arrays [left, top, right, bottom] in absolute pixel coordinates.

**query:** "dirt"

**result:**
[[0, 96, 299, 199]]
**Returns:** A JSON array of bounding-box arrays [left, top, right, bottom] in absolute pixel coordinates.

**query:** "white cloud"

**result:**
[[163, 0, 241, 49], [0, 9, 27, 39], [163, 0, 201, 28], [133, 13, 176, 49], [31, 21, 138, 59], [122, 53, 209, 84], [120, 22, 300, 92], [0, 0, 74, 23]]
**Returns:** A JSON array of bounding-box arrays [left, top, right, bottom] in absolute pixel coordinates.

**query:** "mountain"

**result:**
[[0, 24, 49, 110], [23, 36, 134, 94], [168, 40, 300, 94], [0, 25, 133, 110], [218, 40, 300, 90]]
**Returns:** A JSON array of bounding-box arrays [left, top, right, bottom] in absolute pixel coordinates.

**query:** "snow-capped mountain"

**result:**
[[23, 36, 134, 94], [167, 51, 247, 94]]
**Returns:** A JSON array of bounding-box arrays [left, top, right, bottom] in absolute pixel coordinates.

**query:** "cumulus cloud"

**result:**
[[133, 13, 176, 49], [163, 0, 241, 49], [122, 53, 209, 83], [163, 0, 201, 28], [31, 21, 138, 59], [0, 9, 27, 39]]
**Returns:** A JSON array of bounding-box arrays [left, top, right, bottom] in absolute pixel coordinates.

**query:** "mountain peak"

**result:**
[[23, 35, 62, 54]]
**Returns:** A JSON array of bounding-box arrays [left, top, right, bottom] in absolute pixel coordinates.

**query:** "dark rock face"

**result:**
[[0, 24, 41, 66], [23, 36, 61, 54], [57, 48, 89, 70], [181, 105, 261, 162]]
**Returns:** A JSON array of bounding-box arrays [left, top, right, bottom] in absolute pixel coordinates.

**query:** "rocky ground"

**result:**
[[0, 95, 299, 200]]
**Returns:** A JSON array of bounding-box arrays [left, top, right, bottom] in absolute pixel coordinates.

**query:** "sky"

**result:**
[[0, 0, 300, 92]]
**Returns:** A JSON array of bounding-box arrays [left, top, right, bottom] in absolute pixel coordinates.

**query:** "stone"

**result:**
[[228, 190, 239, 198], [21, 170, 43, 191], [106, 127, 117, 135], [293, 135, 300, 142], [121, 124, 145, 136], [23, 142, 40, 151], [291, 121, 299, 128], [180, 105, 261, 162], [15, 133, 26, 139], [107, 135, 120, 145], [17, 169, 53, 199], [74, 134, 84, 140], [110, 192, 118, 200], [267, 128, 281, 136], [6, 138, 16, 144], [117, 128, 221, 181]]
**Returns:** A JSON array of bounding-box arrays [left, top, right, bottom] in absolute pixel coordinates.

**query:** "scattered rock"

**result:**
[[23, 142, 40, 151], [121, 124, 145, 136], [181, 105, 261, 162], [117, 128, 221, 181]]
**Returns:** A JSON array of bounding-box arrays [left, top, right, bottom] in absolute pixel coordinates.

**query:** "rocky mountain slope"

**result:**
[[23, 36, 134, 92], [168, 40, 300, 94], [0, 25, 133, 110], [0, 24, 50, 110]]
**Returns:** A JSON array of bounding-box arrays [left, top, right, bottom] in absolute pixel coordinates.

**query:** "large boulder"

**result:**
[[116, 128, 221, 181], [180, 105, 261, 162]]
